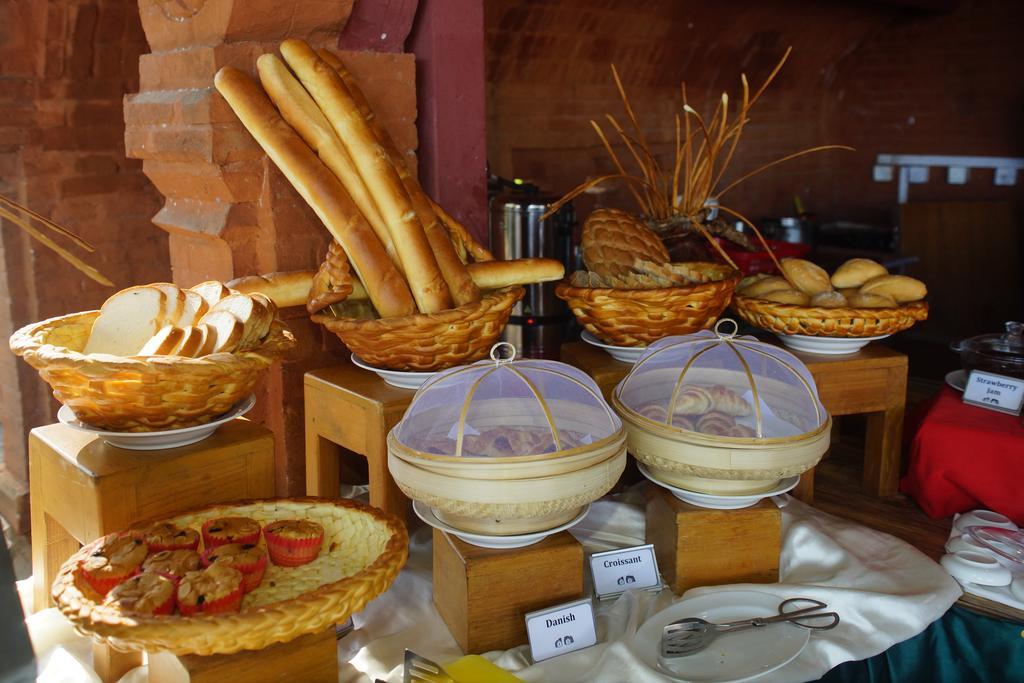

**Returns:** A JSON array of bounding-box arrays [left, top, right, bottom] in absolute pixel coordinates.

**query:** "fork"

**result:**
[[403, 649, 455, 683], [660, 597, 840, 658]]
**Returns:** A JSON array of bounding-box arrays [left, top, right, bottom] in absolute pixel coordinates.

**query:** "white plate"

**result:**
[[632, 590, 810, 682], [580, 331, 647, 364], [945, 369, 967, 392], [638, 463, 799, 509], [412, 500, 590, 549], [350, 353, 437, 389], [776, 333, 889, 356], [57, 395, 255, 451]]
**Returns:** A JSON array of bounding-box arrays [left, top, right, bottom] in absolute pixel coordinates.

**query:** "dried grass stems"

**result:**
[[544, 48, 853, 273], [0, 194, 112, 286]]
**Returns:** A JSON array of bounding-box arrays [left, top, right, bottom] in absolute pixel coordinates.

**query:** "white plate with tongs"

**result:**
[[631, 591, 839, 682]]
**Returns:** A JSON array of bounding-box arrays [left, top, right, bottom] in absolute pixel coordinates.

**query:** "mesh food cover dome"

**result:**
[[394, 343, 621, 458]]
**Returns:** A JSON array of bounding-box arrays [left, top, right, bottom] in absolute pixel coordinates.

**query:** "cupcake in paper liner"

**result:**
[[80, 535, 148, 596], [201, 543, 268, 592], [176, 563, 244, 616], [201, 517, 260, 549], [142, 549, 201, 583], [102, 572, 175, 616], [263, 520, 324, 567], [137, 521, 200, 552]]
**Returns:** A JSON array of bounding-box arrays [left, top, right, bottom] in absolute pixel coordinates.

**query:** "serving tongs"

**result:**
[[660, 597, 839, 658]]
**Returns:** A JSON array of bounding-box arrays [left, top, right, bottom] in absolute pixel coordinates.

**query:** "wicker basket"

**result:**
[[10, 312, 295, 431], [555, 262, 741, 347], [731, 295, 929, 337], [52, 497, 407, 656]]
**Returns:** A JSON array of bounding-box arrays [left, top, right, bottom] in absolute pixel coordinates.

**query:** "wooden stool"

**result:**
[[304, 364, 412, 519], [561, 340, 909, 500], [432, 529, 584, 653]]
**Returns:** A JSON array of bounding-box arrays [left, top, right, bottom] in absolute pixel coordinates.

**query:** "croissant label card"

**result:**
[[962, 371, 1024, 415], [589, 544, 662, 599], [525, 598, 597, 662]]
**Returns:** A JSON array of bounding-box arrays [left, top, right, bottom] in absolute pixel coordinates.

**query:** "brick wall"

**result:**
[[0, 0, 167, 531], [485, 0, 1023, 226]]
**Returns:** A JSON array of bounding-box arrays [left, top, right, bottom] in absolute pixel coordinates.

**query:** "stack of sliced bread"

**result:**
[[83, 282, 278, 357]]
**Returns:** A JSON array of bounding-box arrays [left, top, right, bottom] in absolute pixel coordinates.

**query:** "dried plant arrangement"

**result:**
[[0, 194, 112, 286], [545, 48, 853, 274]]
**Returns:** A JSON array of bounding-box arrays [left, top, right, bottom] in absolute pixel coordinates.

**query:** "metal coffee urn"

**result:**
[[489, 192, 575, 359]]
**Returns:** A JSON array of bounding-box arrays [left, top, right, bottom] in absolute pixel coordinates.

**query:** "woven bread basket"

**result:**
[[555, 262, 741, 347], [308, 234, 524, 371], [52, 497, 407, 656], [731, 295, 929, 337], [10, 312, 295, 431]]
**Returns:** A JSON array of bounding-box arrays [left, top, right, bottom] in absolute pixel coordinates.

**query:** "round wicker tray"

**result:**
[[555, 263, 741, 347], [312, 286, 524, 372], [52, 497, 407, 656], [9, 311, 295, 431], [731, 295, 928, 338]]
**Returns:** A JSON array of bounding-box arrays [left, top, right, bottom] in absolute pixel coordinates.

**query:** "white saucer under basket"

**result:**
[[639, 463, 798, 509], [413, 500, 590, 549], [775, 333, 889, 355], [580, 331, 647, 364], [57, 395, 255, 451], [351, 353, 437, 389]]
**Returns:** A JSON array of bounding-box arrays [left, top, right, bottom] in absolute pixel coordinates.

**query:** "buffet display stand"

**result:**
[[304, 363, 413, 519], [432, 530, 584, 653], [562, 340, 909, 499]]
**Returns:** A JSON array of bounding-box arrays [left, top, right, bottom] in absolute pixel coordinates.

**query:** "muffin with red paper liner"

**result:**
[[138, 521, 200, 552], [176, 563, 244, 616], [201, 543, 268, 592], [142, 549, 201, 583], [263, 520, 324, 567], [201, 517, 260, 549], [79, 535, 148, 596], [102, 572, 175, 616]]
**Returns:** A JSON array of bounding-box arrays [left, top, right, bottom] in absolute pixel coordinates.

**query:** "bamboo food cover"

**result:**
[[612, 321, 831, 495], [387, 344, 627, 535]]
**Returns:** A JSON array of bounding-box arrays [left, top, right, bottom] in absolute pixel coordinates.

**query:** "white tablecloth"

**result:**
[[22, 488, 960, 682]]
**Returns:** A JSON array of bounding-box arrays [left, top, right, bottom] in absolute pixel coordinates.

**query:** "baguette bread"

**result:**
[[319, 47, 480, 307], [227, 271, 316, 309], [256, 53, 399, 271], [214, 67, 415, 318], [279, 40, 452, 314]]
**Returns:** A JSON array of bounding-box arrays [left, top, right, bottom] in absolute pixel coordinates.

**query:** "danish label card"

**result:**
[[962, 370, 1024, 415], [525, 598, 597, 662], [590, 544, 661, 599]]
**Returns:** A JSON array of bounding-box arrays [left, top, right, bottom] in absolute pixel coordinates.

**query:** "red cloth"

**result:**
[[901, 386, 1024, 524]]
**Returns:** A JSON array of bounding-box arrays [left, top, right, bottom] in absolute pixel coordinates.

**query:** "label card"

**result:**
[[962, 370, 1024, 415], [589, 544, 662, 599], [525, 598, 597, 662]]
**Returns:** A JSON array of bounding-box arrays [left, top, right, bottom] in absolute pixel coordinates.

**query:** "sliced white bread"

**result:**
[[170, 326, 205, 357], [150, 283, 186, 325], [209, 293, 271, 350], [84, 286, 168, 355], [190, 281, 231, 308], [198, 310, 245, 354], [137, 325, 186, 356], [194, 324, 218, 356], [249, 293, 277, 345], [176, 290, 209, 327]]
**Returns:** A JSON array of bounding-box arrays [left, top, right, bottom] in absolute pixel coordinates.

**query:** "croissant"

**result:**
[[671, 415, 697, 431], [730, 423, 757, 438], [706, 385, 752, 417], [635, 403, 668, 423], [696, 411, 737, 436], [672, 385, 713, 415]]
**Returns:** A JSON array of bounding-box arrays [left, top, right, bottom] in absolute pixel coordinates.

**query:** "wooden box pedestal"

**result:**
[[432, 529, 584, 653], [147, 628, 337, 683], [646, 486, 781, 595]]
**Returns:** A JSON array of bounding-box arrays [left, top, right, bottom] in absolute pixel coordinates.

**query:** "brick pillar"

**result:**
[[125, 0, 420, 495], [0, 0, 168, 532]]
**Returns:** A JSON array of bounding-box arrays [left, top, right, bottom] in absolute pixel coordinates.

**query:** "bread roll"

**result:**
[[780, 258, 832, 296], [279, 40, 451, 314], [858, 274, 927, 303], [810, 291, 848, 308], [256, 54, 398, 271], [761, 288, 811, 305], [831, 258, 887, 289], [740, 275, 790, 298], [847, 291, 898, 308], [214, 67, 415, 318], [838, 287, 860, 300], [319, 48, 480, 307]]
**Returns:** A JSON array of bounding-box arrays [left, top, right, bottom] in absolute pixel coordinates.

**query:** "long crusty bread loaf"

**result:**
[[318, 47, 480, 307], [214, 67, 415, 318], [280, 40, 451, 314], [256, 53, 400, 272]]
